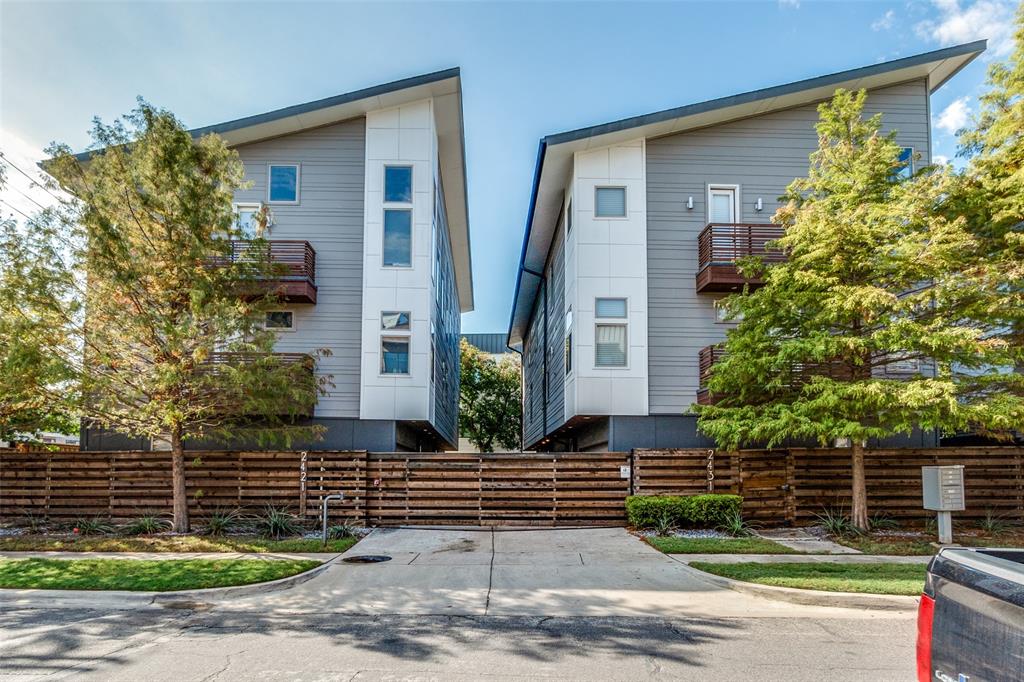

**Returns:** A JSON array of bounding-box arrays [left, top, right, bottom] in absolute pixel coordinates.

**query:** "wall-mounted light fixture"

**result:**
[[686, 196, 694, 210], [755, 198, 763, 212]]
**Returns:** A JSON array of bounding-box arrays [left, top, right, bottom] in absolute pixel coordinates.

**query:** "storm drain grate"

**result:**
[[341, 555, 392, 564]]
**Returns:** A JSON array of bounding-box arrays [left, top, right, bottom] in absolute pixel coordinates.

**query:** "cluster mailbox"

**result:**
[[922, 465, 965, 544]]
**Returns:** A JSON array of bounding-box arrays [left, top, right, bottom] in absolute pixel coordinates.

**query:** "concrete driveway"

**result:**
[[223, 526, 912, 619]]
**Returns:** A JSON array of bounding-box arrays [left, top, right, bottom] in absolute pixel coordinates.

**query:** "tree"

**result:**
[[0, 168, 78, 443], [459, 338, 521, 452], [696, 89, 1021, 530], [5, 102, 330, 531]]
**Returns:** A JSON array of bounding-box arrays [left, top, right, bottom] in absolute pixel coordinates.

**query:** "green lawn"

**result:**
[[689, 561, 926, 596], [837, 530, 1024, 556], [0, 558, 321, 591], [646, 536, 799, 554], [0, 535, 358, 554]]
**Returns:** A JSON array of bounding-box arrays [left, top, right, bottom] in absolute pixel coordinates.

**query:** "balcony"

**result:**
[[695, 223, 785, 293], [212, 240, 317, 304], [696, 344, 858, 406], [200, 352, 317, 417]]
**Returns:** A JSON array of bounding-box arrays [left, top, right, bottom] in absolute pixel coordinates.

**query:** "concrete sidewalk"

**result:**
[[669, 553, 932, 564], [0, 551, 338, 561]]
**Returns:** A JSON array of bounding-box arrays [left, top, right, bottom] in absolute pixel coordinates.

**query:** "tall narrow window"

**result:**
[[384, 166, 413, 203], [268, 164, 299, 203], [383, 209, 412, 267], [565, 199, 573, 235], [594, 298, 627, 367], [234, 204, 262, 239], [895, 147, 914, 180], [565, 307, 573, 376], [595, 187, 626, 217], [381, 338, 410, 374]]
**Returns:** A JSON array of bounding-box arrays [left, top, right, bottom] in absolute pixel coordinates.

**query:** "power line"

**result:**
[[6, 183, 46, 211], [0, 153, 62, 202], [0, 198, 31, 220]]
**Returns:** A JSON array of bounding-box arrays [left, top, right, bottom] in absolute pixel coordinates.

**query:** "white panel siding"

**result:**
[[645, 80, 932, 414], [233, 117, 366, 418]]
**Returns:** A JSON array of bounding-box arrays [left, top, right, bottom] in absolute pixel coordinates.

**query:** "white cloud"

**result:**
[[915, 0, 1016, 56], [933, 154, 951, 165], [0, 127, 64, 220], [779, 0, 800, 8], [872, 9, 896, 31], [935, 96, 972, 134]]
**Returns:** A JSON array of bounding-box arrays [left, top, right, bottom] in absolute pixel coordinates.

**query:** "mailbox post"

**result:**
[[921, 465, 965, 544]]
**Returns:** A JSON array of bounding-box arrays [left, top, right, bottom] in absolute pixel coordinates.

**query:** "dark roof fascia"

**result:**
[[506, 139, 547, 350], [71, 67, 462, 162]]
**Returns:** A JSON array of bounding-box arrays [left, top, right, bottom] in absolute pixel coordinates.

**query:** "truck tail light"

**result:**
[[916, 593, 935, 682]]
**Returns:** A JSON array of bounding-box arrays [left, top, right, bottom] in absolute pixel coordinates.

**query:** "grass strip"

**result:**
[[646, 536, 799, 554], [0, 558, 321, 591], [0, 535, 358, 554], [689, 561, 925, 596]]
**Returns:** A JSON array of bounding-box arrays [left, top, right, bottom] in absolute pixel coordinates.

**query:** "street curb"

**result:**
[[670, 557, 920, 611], [0, 555, 338, 610]]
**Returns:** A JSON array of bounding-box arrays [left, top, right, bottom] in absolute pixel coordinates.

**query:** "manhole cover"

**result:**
[[341, 555, 392, 564]]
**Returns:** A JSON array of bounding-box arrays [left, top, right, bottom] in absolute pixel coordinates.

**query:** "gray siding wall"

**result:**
[[431, 176, 460, 446], [233, 117, 366, 418], [646, 80, 932, 414], [544, 225, 566, 435], [522, 281, 546, 447]]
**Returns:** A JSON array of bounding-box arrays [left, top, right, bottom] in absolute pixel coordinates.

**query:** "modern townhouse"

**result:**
[[508, 42, 985, 452], [82, 69, 473, 452]]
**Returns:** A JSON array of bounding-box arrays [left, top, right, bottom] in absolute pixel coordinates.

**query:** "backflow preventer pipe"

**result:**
[[321, 493, 345, 545]]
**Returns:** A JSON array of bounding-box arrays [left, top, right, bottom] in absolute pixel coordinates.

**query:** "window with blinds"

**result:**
[[595, 187, 626, 217], [595, 324, 627, 367]]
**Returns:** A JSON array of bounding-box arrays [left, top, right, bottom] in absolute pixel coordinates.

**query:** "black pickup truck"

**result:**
[[917, 547, 1024, 681]]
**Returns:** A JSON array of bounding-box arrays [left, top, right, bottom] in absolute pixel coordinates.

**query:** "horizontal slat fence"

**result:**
[[1, 448, 1021, 526]]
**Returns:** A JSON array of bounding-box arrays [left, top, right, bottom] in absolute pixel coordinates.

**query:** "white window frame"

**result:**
[[594, 297, 629, 369], [380, 335, 412, 376], [267, 163, 301, 205], [264, 310, 296, 333], [382, 207, 413, 268], [594, 186, 628, 219], [706, 184, 740, 224], [383, 165, 414, 204], [714, 300, 743, 324], [232, 202, 263, 239]]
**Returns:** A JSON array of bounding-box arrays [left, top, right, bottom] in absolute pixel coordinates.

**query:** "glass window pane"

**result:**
[[384, 166, 413, 203], [595, 298, 627, 318], [895, 147, 913, 179], [236, 206, 260, 238], [269, 165, 298, 202], [595, 324, 627, 367], [382, 338, 410, 374], [383, 209, 412, 266], [595, 187, 626, 217], [381, 311, 411, 330], [266, 311, 293, 329], [709, 190, 734, 222]]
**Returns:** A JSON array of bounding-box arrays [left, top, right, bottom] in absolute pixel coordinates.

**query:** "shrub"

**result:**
[[69, 516, 115, 536], [205, 507, 243, 536], [625, 494, 743, 530], [253, 505, 304, 540], [716, 509, 761, 537], [122, 514, 170, 535], [652, 510, 679, 537], [816, 506, 859, 537], [979, 509, 1013, 535]]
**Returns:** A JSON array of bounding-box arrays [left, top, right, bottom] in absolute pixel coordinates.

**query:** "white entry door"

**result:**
[[708, 187, 737, 224]]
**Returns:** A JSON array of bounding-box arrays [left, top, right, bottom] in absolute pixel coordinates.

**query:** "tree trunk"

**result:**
[[850, 441, 869, 531], [170, 426, 190, 533]]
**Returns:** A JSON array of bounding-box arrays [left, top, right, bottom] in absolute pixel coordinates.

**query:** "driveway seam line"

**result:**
[[484, 528, 495, 615]]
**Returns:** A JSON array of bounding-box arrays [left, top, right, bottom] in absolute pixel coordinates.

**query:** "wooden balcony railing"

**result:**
[[200, 352, 316, 417], [696, 344, 728, 405], [696, 223, 785, 293], [211, 240, 317, 304]]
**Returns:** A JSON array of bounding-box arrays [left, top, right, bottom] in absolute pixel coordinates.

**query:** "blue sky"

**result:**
[[0, 0, 1016, 333]]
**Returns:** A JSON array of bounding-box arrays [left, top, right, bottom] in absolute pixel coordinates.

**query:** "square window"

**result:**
[[595, 324, 627, 367], [595, 298, 627, 318], [383, 209, 412, 267], [268, 165, 299, 203], [381, 311, 411, 330], [265, 311, 294, 330], [381, 337, 410, 374], [384, 166, 413, 203], [595, 187, 626, 217]]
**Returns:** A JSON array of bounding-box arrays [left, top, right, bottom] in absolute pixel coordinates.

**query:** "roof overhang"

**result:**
[[506, 40, 986, 348], [68, 68, 474, 312]]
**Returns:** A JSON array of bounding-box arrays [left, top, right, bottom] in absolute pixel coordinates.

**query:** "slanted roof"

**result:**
[[71, 69, 474, 312], [507, 41, 986, 347]]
